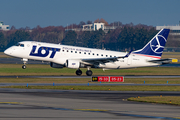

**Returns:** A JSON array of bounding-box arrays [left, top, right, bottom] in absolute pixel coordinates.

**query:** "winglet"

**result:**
[[118, 50, 133, 58], [125, 50, 133, 57]]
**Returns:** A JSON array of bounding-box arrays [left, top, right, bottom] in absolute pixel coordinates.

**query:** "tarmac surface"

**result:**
[[0, 89, 180, 120], [1, 57, 180, 119]]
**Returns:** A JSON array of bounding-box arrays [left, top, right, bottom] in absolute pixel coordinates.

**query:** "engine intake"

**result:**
[[66, 59, 80, 69]]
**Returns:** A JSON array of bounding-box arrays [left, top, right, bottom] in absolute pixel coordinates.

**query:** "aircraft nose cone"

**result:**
[[4, 48, 11, 55]]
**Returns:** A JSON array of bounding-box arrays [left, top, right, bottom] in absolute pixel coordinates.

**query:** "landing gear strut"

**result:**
[[22, 58, 28, 69], [76, 69, 82, 76]]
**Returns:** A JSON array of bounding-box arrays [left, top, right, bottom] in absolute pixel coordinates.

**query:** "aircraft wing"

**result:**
[[81, 51, 132, 65], [148, 58, 178, 64]]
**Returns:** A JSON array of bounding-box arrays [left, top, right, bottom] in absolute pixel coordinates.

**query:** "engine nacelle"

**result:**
[[50, 62, 64, 68], [66, 59, 80, 69]]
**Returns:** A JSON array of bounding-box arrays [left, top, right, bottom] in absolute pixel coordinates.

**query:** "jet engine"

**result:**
[[66, 59, 81, 69]]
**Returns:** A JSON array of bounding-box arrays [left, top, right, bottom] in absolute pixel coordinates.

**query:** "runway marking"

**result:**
[[111, 112, 180, 120], [42, 106, 180, 120], [74, 109, 108, 112], [0, 102, 22, 104]]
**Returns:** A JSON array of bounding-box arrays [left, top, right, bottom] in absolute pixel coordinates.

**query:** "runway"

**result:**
[[0, 75, 180, 119], [0, 89, 180, 120]]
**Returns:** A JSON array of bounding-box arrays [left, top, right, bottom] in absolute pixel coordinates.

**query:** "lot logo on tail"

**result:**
[[150, 35, 166, 54], [133, 29, 170, 57]]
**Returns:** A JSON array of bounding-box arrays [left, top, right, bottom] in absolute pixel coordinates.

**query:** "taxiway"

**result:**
[[0, 89, 180, 120]]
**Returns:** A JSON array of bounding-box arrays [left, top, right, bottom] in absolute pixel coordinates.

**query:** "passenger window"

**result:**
[[67, 50, 68, 52], [88, 53, 90, 55], [106, 55, 108, 57], [84, 52, 86, 54], [62, 50, 64, 52], [101, 54, 103, 56], [110, 55, 112, 57], [79, 52, 81, 54], [92, 53, 94, 55], [75, 51, 77, 53], [71, 51, 73, 53], [97, 54, 99, 56], [114, 56, 116, 57]]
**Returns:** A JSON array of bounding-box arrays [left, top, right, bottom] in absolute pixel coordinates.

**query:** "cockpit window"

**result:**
[[20, 44, 24, 47], [16, 43, 20, 46], [16, 43, 24, 47]]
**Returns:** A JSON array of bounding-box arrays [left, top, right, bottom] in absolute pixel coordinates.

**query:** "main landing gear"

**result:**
[[86, 70, 93, 76], [75, 68, 93, 76], [76, 69, 82, 76]]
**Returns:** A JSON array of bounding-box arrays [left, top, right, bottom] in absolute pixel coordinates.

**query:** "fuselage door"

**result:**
[[127, 54, 132, 65]]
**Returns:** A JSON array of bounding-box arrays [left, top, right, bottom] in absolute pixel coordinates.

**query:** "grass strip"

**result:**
[[0, 64, 180, 76], [0, 78, 91, 83], [128, 96, 180, 106], [2, 85, 180, 91]]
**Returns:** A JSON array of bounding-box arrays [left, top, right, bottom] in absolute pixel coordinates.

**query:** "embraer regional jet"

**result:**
[[4, 29, 174, 76]]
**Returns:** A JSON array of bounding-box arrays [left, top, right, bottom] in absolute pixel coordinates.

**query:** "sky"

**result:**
[[1, 0, 180, 29]]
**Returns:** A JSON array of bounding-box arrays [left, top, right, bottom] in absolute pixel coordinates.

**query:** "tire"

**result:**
[[22, 65, 26, 69], [76, 69, 82, 76], [86, 70, 93, 76]]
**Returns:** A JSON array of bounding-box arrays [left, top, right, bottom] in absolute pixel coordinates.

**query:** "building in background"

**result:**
[[156, 25, 180, 35], [0, 21, 10, 31], [66, 22, 119, 33]]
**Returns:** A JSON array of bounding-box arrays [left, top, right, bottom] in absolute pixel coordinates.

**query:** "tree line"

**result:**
[[0, 20, 177, 52]]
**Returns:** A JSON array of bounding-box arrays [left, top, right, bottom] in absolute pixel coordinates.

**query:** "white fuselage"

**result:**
[[4, 41, 160, 69]]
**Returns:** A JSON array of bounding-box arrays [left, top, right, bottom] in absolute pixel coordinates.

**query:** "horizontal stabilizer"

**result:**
[[148, 58, 178, 64]]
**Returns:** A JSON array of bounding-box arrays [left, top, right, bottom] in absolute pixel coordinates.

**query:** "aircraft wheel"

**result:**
[[76, 69, 82, 76], [86, 70, 93, 76], [22, 65, 26, 69]]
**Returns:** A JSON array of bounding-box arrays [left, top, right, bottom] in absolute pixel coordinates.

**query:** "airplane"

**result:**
[[4, 28, 175, 76]]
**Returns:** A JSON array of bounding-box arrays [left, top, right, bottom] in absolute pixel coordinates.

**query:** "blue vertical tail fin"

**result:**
[[133, 29, 170, 58]]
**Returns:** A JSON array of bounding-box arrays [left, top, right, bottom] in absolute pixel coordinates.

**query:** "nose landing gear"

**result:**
[[22, 58, 28, 69], [22, 64, 26, 69]]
